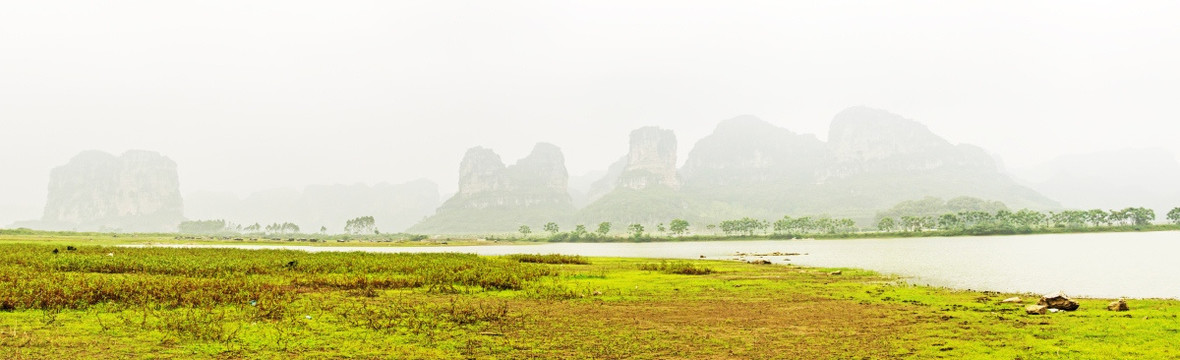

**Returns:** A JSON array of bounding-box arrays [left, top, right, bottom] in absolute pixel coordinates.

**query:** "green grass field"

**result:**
[[2, 236, 1178, 359]]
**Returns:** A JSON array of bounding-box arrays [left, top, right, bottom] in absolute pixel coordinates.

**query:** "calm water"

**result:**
[[141, 231, 1180, 299]]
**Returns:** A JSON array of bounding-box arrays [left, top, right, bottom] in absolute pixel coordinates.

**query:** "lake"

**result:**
[[142, 231, 1180, 299]]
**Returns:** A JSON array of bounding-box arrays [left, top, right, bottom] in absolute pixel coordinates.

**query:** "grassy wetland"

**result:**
[[2, 236, 1180, 359]]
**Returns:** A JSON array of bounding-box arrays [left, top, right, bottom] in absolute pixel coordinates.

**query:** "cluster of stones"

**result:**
[[1010, 292, 1131, 315]]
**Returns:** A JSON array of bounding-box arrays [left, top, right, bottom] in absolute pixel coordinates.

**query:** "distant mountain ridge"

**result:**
[[407, 106, 1059, 234]]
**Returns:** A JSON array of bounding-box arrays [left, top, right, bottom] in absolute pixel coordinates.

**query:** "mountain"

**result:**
[[405, 107, 1060, 234], [408, 143, 575, 233], [813, 107, 1057, 214], [578, 127, 697, 225], [16, 150, 184, 232], [681, 115, 830, 187], [1012, 148, 1180, 212], [185, 179, 440, 233], [580, 107, 1058, 228]]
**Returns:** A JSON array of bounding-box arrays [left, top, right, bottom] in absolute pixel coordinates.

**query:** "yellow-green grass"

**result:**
[[1, 241, 1177, 359]]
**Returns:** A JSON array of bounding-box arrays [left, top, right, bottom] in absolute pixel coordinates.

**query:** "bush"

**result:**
[[637, 261, 714, 275], [504, 254, 590, 265]]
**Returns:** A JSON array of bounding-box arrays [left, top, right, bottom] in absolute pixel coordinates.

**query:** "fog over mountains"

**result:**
[[415, 106, 1060, 233], [1012, 148, 1180, 213], [12, 106, 1180, 234], [12, 151, 184, 232]]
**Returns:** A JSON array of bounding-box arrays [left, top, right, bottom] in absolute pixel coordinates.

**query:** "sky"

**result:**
[[3, 1, 1180, 226]]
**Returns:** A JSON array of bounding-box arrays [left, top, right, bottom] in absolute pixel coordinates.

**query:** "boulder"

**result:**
[[828, 270, 842, 276], [1037, 292, 1080, 311], [1025, 304, 1048, 315], [1107, 298, 1129, 311], [1001, 297, 1022, 304]]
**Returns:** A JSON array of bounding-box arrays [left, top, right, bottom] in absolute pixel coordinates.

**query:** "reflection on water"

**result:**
[[136, 231, 1180, 298]]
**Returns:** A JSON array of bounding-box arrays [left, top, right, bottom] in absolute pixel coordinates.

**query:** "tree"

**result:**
[[1013, 209, 1046, 230], [792, 216, 815, 233], [543, 222, 560, 234], [281, 222, 300, 234], [1085, 209, 1109, 227], [1108, 209, 1130, 226], [656, 223, 666, 234], [936, 213, 960, 230], [774, 216, 794, 234], [344, 216, 376, 235], [178, 219, 228, 234], [1168, 207, 1180, 225], [719, 217, 769, 236], [244, 223, 261, 233], [518, 225, 532, 237], [628, 223, 645, 238], [1125, 207, 1155, 226], [836, 218, 856, 233], [900, 216, 924, 232], [669, 219, 690, 236], [319, 226, 327, 234], [877, 217, 896, 232], [596, 222, 611, 236]]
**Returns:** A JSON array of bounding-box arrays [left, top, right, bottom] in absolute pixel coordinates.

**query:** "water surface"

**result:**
[[140, 231, 1180, 298]]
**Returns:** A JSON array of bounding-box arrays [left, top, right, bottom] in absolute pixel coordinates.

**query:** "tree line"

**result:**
[[520, 206, 1180, 241], [878, 207, 1176, 233]]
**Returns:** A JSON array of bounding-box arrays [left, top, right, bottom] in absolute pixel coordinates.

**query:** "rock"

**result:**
[[38, 150, 184, 232], [1025, 305, 1048, 315], [1107, 298, 1129, 311], [616, 127, 680, 190], [1001, 297, 1022, 304], [1037, 292, 1080, 311], [748, 259, 772, 265], [829, 270, 842, 276], [410, 143, 576, 233]]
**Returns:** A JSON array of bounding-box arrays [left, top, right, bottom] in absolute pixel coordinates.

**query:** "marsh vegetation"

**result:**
[[3, 237, 1179, 359]]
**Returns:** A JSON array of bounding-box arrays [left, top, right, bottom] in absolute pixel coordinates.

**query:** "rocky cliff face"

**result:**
[[409, 143, 575, 233], [456, 147, 509, 196], [440, 143, 573, 210], [40, 150, 183, 232], [616, 127, 680, 190]]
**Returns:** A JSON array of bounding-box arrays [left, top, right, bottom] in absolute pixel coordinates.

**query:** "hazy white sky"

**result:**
[[3, 1, 1179, 225]]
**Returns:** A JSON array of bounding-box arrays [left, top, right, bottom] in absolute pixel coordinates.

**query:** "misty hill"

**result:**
[[185, 179, 439, 233], [578, 127, 695, 225], [408, 143, 576, 233], [13, 150, 184, 232], [1012, 148, 1180, 212], [406, 107, 1060, 233], [812, 107, 1056, 213], [586, 107, 1057, 227], [876, 196, 1010, 221]]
